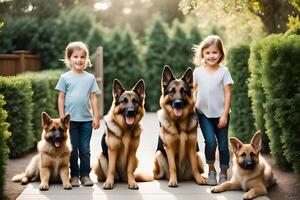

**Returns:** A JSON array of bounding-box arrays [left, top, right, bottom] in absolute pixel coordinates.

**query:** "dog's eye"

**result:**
[[122, 98, 128, 104], [58, 127, 64, 132], [171, 88, 175, 94], [250, 152, 256, 157], [240, 153, 246, 157], [132, 98, 137, 104], [180, 88, 187, 96]]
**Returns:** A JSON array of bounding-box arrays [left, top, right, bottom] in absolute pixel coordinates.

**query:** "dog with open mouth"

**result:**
[[153, 65, 207, 187], [93, 79, 153, 190], [12, 112, 72, 190]]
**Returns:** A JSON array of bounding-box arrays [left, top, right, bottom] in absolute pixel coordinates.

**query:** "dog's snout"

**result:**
[[125, 108, 136, 117], [243, 157, 255, 169], [173, 99, 184, 109]]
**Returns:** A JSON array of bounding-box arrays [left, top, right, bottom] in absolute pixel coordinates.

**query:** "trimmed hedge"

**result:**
[[0, 95, 11, 197], [260, 35, 300, 176], [249, 35, 291, 170], [227, 44, 257, 143], [0, 76, 34, 158]]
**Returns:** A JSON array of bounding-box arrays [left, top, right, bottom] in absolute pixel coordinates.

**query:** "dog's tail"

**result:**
[[11, 173, 25, 182], [134, 173, 154, 182]]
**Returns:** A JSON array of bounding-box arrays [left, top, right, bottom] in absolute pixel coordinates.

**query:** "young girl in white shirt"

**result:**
[[193, 35, 234, 186]]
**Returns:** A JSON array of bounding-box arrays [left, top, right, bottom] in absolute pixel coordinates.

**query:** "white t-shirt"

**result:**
[[193, 65, 234, 118]]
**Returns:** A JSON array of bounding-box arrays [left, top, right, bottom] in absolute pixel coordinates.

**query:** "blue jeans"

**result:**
[[69, 121, 92, 177], [197, 113, 230, 170]]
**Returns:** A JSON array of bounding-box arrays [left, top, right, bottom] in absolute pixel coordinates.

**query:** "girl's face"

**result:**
[[202, 43, 222, 68], [68, 49, 87, 73]]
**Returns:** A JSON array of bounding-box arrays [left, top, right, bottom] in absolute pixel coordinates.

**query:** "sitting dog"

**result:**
[[153, 65, 207, 187], [12, 112, 72, 190], [93, 79, 152, 190], [211, 131, 276, 199]]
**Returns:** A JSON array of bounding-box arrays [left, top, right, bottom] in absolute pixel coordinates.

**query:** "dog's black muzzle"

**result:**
[[50, 129, 65, 144], [241, 157, 256, 170], [172, 99, 185, 109], [124, 108, 136, 117]]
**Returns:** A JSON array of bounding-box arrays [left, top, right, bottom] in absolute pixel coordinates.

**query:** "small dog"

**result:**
[[93, 79, 152, 190], [153, 65, 207, 187], [211, 131, 276, 199], [12, 112, 72, 190]]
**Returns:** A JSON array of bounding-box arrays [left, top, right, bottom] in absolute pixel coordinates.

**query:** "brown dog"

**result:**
[[153, 65, 207, 187], [12, 112, 72, 190], [93, 79, 152, 190], [211, 131, 276, 199]]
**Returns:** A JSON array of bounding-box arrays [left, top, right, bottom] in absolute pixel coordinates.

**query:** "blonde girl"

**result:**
[[193, 35, 234, 186]]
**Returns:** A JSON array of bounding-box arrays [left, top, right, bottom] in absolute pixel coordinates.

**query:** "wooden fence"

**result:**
[[0, 50, 41, 76]]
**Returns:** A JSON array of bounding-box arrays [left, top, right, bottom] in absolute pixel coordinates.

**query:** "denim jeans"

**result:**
[[197, 113, 230, 170], [69, 121, 92, 177]]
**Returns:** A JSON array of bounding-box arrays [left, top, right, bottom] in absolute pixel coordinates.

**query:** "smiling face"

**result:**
[[68, 48, 87, 73], [202, 43, 222, 68]]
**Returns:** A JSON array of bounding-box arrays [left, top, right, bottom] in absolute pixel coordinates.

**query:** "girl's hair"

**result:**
[[62, 41, 92, 69], [192, 35, 225, 67]]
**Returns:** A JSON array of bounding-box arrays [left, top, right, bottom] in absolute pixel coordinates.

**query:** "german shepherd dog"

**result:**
[[211, 131, 276, 199], [153, 65, 207, 187], [93, 79, 152, 190], [12, 112, 72, 190]]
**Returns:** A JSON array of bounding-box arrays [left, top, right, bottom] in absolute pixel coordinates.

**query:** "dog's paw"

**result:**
[[128, 181, 139, 190], [103, 181, 114, 190], [195, 175, 207, 185], [39, 183, 49, 191], [211, 186, 223, 193], [168, 180, 178, 187], [63, 182, 72, 190], [20, 177, 29, 185]]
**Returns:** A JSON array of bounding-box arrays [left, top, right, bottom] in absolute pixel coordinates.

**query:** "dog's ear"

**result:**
[[250, 131, 262, 152], [181, 67, 193, 88], [230, 137, 243, 154], [162, 65, 175, 89], [61, 113, 70, 129], [113, 79, 125, 99], [42, 112, 52, 129], [132, 79, 145, 100]]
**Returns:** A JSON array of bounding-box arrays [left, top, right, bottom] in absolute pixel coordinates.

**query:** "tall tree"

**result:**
[[179, 0, 300, 34]]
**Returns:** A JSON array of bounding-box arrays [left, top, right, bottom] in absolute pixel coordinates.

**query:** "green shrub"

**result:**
[[18, 72, 53, 142], [227, 44, 257, 143], [0, 95, 11, 197], [260, 35, 300, 176], [249, 35, 290, 169], [0, 76, 34, 158]]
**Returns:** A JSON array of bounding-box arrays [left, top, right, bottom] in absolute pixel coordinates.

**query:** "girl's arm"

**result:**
[[57, 91, 65, 118], [90, 93, 100, 129], [218, 84, 232, 128]]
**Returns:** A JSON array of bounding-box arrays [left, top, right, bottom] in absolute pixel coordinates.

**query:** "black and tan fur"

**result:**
[[12, 112, 72, 190], [93, 79, 152, 190], [153, 65, 207, 187], [211, 131, 276, 199]]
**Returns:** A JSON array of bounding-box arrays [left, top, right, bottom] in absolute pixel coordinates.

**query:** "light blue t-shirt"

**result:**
[[55, 70, 100, 121]]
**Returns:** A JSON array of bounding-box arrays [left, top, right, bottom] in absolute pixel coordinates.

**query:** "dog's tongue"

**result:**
[[55, 142, 61, 148], [173, 108, 183, 117], [125, 116, 135, 125]]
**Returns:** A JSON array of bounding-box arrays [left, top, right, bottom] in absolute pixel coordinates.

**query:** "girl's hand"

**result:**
[[92, 117, 100, 129], [218, 113, 228, 128]]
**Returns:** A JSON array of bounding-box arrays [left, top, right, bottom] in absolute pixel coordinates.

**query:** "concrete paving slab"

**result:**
[[16, 112, 269, 200]]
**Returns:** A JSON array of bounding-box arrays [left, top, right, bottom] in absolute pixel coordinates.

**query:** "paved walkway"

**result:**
[[16, 113, 268, 200]]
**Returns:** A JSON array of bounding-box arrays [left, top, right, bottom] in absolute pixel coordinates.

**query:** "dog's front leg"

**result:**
[[164, 134, 178, 187], [39, 167, 50, 190], [211, 181, 241, 193], [243, 186, 267, 200], [127, 137, 139, 189], [187, 133, 207, 185], [103, 145, 118, 189], [60, 165, 72, 190]]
